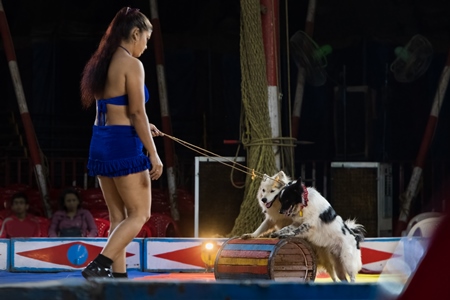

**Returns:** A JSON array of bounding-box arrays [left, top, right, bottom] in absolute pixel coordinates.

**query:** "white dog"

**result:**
[[241, 171, 293, 239], [268, 177, 365, 282], [241, 171, 345, 281]]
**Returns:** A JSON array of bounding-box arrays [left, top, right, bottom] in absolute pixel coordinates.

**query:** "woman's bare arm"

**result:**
[[126, 59, 163, 180]]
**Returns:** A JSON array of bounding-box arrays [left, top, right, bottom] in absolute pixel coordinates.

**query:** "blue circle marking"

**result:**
[[67, 244, 89, 266]]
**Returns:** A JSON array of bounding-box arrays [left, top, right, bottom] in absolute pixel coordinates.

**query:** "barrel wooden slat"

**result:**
[[217, 265, 268, 274], [273, 271, 309, 281], [274, 254, 313, 264], [222, 244, 275, 251], [273, 265, 310, 271], [217, 257, 268, 266], [215, 272, 270, 280], [214, 237, 316, 281], [227, 238, 279, 245], [220, 249, 270, 259]]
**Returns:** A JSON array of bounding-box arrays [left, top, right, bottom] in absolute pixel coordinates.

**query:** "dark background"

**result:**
[[1, 0, 450, 192]]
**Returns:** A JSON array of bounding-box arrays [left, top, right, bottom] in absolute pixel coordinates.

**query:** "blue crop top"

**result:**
[[96, 85, 149, 126]]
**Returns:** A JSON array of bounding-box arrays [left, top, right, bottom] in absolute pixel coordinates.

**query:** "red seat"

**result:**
[[22, 189, 47, 217], [136, 223, 152, 237], [177, 188, 195, 215], [81, 188, 107, 210], [91, 209, 110, 220], [146, 213, 181, 237], [151, 188, 171, 214], [35, 216, 50, 237], [94, 218, 110, 237], [48, 188, 62, 212]]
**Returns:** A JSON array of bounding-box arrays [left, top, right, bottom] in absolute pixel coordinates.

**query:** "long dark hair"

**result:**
[[80, 7, 152, 108]]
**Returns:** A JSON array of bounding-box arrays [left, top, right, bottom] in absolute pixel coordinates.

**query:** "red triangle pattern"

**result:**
[[17, 242, 134, 268], [154, 245, 206, 268], [361, 246, 398, 265]]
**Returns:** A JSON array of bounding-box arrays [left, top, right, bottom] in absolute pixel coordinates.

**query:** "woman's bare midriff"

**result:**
[[95, 104, 132, 126]]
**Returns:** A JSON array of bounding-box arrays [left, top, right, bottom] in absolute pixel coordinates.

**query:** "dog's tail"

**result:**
[[345, 219, 366, 243]]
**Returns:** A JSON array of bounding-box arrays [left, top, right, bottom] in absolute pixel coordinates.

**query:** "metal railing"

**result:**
[[0, 157, 95, 189], [1, 157, 448, 213]]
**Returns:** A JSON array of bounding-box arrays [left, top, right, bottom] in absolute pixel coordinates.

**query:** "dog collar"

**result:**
[[302, 183, 308, 206], [298, 184, 308, 217]]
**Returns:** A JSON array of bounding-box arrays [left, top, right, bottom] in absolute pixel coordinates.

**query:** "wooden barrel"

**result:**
[[214, 237, 317, 282]]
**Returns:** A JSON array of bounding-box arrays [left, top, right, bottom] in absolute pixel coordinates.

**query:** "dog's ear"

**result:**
[[278, 171, 288, 182], [273, 175, 282, 187], [296, 178, 303, 189], [262, 174, 269, 181]]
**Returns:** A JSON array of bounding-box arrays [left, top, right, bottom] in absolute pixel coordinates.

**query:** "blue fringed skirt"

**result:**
[[87, 125, 151, 177]]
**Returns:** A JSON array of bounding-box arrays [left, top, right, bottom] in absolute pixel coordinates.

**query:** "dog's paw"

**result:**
[[277, 234, 292, 239], [256, 232, 271, 238], [240, 234, 253, 240], [299, 223, 311, 232], [269, 231, 281, 238]]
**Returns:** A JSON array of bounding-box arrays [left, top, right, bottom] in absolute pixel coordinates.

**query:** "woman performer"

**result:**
[[79, 6, 163, 279]]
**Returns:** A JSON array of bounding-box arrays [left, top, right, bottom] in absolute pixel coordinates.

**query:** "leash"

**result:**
[[161, 132, 274, 182]]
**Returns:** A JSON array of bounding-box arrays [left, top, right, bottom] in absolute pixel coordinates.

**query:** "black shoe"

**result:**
[[81, 260, 113, 279]]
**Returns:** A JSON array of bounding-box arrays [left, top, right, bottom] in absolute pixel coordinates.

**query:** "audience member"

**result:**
[[0, 192, 41, 238], [48, 188, 98, 237]]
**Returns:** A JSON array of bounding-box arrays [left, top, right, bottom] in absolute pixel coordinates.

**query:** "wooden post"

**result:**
[[260, 0, 281, 169], [0, 0, 51, 217], [149, 0, 179, 221]]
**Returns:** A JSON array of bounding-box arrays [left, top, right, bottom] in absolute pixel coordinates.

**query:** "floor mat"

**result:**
[[0, 269, 381, 285], [0, 270, 157, 285]]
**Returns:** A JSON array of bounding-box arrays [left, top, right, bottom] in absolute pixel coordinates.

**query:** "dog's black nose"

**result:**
[[261, 198, 267, 203]]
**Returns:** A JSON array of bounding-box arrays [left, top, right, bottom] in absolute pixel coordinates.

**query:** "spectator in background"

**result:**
[[48, 188, 98, 237], [0, 192, 41, 238]]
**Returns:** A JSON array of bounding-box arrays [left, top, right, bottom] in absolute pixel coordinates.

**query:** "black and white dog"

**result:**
[[242, 171, 350, 281], [267, 177, 365, 282]]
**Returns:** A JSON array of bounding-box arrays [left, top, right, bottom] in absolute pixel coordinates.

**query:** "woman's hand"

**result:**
[[150, 123, 162, 137], [149, 153, 163, 180]]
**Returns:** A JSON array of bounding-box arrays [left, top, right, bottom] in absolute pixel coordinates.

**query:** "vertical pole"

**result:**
[[291, 0, 317, 138], [260, 0, 281, 169], [149, 0, 179, 221], [394, 50, 450, 236], [0, 0, 51, 217]]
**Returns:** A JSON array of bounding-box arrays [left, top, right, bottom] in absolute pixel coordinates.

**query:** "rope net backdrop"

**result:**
[[228, 0, 277, 237]]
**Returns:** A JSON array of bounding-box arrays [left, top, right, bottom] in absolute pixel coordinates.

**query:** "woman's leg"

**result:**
[[97, 176, 127, 274], [82, 170, 151, 279], [100, 170, 151, 262]]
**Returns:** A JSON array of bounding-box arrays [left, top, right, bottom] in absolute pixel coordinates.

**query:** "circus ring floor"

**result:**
[[0, 271, 393, 300], [0, 237, 422, 299]]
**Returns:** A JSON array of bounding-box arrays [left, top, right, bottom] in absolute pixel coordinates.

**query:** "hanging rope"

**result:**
[[225, 0, 276, 237], [165, 0, 297, 237]]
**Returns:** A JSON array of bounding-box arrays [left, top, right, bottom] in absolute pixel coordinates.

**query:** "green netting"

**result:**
[[227, 0, 278, 237]]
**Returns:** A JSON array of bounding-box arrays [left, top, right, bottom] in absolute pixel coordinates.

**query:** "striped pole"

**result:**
[[260, 0, 281, 169], [291, 0, 316, 139], [394, 50, 450, 236], [149, 0, 179, 221], [0, 0, 51, 217]]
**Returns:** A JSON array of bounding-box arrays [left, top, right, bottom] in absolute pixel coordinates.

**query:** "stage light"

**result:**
[[201, 241, 219, 272]]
